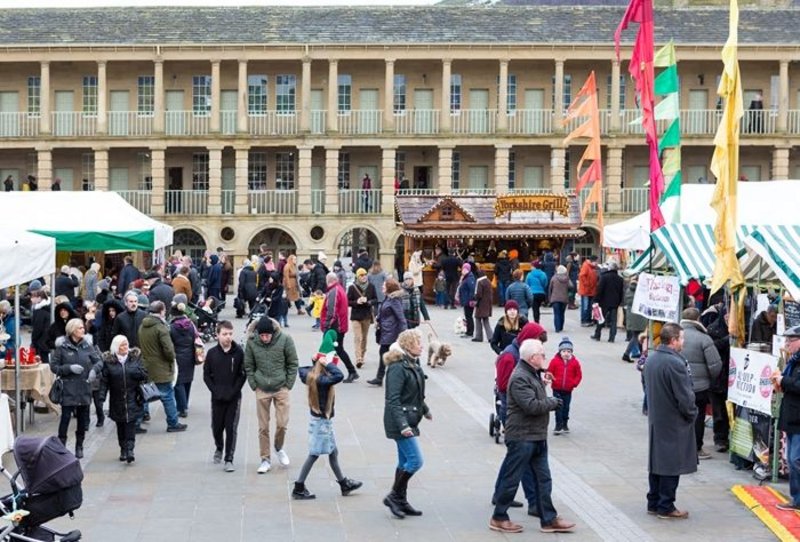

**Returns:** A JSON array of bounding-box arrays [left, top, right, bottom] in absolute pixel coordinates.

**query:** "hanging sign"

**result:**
[[631, 272, 681, 322], [494, 195, 570, 217], [727, 347, 778, 416]]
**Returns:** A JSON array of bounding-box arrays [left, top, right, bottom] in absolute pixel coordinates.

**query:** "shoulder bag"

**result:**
[[138, 381, 162, 403], [48, 377, 63, 405]]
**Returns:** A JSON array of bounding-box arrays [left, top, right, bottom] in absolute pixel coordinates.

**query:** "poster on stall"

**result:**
[[727, 347, 779, 416], [631, 272, 681, 322]]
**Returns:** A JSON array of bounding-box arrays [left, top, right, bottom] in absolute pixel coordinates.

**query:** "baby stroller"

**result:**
[[246, 296, 270, 330], [0, 436, 83, 541], [489, 386, 504, 445], [190, 297, 222, 343]]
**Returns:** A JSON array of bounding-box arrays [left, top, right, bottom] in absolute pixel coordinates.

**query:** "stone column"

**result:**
[[381, 146, 397, 215], [384, 59, 395, 133], [210, 60, 221, 133], [94, 148, 109, 192], [40, 62, 50, 135], [150, 147, 166, 215], [554, 60, 565, 131], [611, 59, 621, 132], [441, 59, 452, 132], [300, 58, 311, 133], [36, 147, 52, 188], [497, 60, 509, 133], [208, 146, 223, 214], [234, 146, 249, 215], [154, 60, 165, 134], [324, 147, 340, 214], [438, 146, 453, 195], [550, 147, 566, 192], [779, 59, 789, 133], [494, 144, 511, 194], [297, 145, 313, 214], [772, 146, 790, 179], [96, 61, 107, 135], [237, 60, 248, 134], [327, 60, 338, 132], [606, 146, 623, 213]]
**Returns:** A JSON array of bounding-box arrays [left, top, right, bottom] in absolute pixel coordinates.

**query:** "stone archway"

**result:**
[[336, 227, 381, 262], [574, 226, 600, 259], [248, 227, 298, 256], [170, 228, 208, 263]]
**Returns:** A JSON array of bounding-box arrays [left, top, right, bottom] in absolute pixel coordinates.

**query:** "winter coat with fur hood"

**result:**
[[383, 345, 429, 440]]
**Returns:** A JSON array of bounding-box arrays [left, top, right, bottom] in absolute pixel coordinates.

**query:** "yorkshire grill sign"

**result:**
[[494, 195, 570, 217]]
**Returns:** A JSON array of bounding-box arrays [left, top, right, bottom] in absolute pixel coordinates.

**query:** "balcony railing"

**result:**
[[165, 190, 208, 215], [310, 110, 326, 134], [338, 189, 382, 214], [221, 110, 237, 135], [508, 110, 553, 135], [394, 109, 440, 134], [508, 187, 553, 194], [221, 189, 235, 214], [681, 109, 721, 136], [621, 187, 649, 214], [741, 109, 777, 135], [51, 112, 96, 137], [249, 112, 298, 136], [248, 190, 298, 214], [311, 189, 325, 214], [116, 190, 152, 214], [450, 187, 495, 196], [789, 110, 800, 134], [337, 110, 382, 135], [577, 186, 609, 214], [397, 188, 437, 196], [108, 112, 153, 137], [451, 109, 497, 134], [165, 111, 209, 136], [0, 112, 39, 137]]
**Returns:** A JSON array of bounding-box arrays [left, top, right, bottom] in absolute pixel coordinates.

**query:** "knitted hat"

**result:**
[[28, 279, 43, 292], [256, 316, 275, 335], [356, 268, 367, 277], [558, 336, 574, 351], [504, 300, 519, 311], [462, 263, 471, 273]]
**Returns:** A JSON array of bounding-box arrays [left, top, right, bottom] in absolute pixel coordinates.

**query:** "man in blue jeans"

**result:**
[[138, 301, 187, 432], [490, 339, 575, 534]]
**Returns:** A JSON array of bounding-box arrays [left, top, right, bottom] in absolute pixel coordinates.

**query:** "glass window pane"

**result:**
[[276, 74, 296, 113], [248, 75, 268, 115], [192, 152, 209, 190], [451, 74, 462, 112], [338, 151, 350, 188], [248, 151, 267, 190], [27, 76, 40, 116], [138, 76, 154, 115], [338, 74, 352, 112], [275, 152, 296, 190], [192, 75, 212, 116], [394, 74, 406, 112], [83, 75, 97, 116]]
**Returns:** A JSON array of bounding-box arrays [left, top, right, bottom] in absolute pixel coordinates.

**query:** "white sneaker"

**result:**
[[275, 449, 290, 467], [257, 459, 271, 474]]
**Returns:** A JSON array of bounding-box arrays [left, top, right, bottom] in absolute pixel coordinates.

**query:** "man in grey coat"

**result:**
[[679, 307, 722, 459], [644, 323, 698, 519]]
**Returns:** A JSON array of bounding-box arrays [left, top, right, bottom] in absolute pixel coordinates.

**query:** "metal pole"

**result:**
[[49, 272, 56, 323], [14, 287, 21, 434]]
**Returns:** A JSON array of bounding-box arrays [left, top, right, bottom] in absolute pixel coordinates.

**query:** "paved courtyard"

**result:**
[[4, 303, 779, 541]]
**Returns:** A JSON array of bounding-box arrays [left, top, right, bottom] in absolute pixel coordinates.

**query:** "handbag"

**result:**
[[591, 302, 605, 325], [138, 381, 162, 403], [48, 377, 63, 405]]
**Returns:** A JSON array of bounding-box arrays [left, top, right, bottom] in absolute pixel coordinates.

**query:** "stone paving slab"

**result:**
[[1, 303, 779, 541]]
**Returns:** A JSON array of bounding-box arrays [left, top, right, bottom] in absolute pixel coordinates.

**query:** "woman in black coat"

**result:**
[[170, 305, 198, 418], [47, 301, 77, 353], [367, 279, 407, 387], [30, 291, 52, 364], [489, 300, 528, 355], [98, 335, 148, 463], [98, 298, 124, 354], [237, 262, 258, 317]]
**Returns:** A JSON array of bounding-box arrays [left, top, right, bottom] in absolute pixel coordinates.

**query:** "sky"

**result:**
[[5, 0, 438, 6]]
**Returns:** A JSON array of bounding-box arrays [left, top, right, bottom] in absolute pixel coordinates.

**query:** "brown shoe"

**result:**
[[540, 516, 576, 533], [489, 518, 523, 533], [356, 361, 364, 369], [657, 509, 689, 519]]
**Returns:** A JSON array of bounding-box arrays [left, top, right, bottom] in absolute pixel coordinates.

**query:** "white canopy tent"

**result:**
[[0, 192, 173, 251]]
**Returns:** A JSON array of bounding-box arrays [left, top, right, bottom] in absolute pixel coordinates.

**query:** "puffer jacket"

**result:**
[[526, 268, 548, 295], [47, 302, 77, 352], [97, 298, 124, 353], [547, 353, 583, 393], [505, 281, 533, 314], [489, 315, 529, 355], [457, 273, 476, 306], [98, 348, 148, 423], [377, 290, 407, 346], [383, 346, 430, 440], [170, 314, 197, 384], [244, 320, 299, 393], [138, 314, 176, 384], [30, 298, 52, 363], [112, 308, 147, 348], [321, 282, 349, 334], [49, 336, 102, 407], [578, 260, 598, 297], [505, 360, 560, 441], [680, 319, 722, 392], [238, 266, 258, 302]]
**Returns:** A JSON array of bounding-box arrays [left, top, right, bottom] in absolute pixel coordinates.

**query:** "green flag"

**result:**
[[658, 118, 681, 154], [661, 170, 682, 202], [655, 65, 679, 95]]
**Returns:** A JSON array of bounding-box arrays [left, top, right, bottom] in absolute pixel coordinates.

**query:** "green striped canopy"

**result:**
[[743, 225, 800, 301]]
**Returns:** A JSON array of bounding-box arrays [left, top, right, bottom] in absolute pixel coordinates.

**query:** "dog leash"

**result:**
[[424, 320, 438, 339]]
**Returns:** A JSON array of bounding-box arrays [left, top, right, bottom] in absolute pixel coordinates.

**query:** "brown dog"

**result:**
[[427, 333, 453, 368]]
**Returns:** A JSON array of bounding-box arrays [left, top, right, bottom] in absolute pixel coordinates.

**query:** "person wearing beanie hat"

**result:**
[[489, 299, 529, 355], [206, 253, 223, 301], [457, 264, 477, 338], [170, 295, 199, 419], [548, 265, 573, 333], [400, 269, 431, 330], [245, 315, 299, 474], [547, 337, 582, 434], [495, 250, 513, 307], [28, 279, 43, 293], [293, 329, 362, 500], [347, 268, 378, 370]]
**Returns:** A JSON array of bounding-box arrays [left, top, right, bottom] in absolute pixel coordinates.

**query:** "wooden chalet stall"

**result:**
[[396, 193, 585, 301]]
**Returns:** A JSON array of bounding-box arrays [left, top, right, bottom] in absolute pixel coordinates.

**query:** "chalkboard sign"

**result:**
[[785, 301, 800, 329]]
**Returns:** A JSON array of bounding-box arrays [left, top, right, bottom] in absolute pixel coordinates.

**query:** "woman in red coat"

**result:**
[[547, 336, 582, 435]]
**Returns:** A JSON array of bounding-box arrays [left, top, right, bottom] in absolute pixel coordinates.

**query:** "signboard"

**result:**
[[727, 347, 779, 416], [631, 272, 681, 322], [784, 301, 800, 328], [494, 195, 569, 218]]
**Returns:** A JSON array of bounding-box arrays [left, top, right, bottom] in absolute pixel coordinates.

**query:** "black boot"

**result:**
[[396, 470, 422, 516], [75, 434, 84, 459], [58, 436, 67, 447], [337, 477, 363, 496], [383, 470, 406, 519], [126, 441, 135, 464], [292, 482, 316, 500], [119, 445, 126, 462]]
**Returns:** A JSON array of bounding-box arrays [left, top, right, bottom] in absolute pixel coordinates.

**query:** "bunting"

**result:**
[[562, 71, 603, 239], [615, 0, 666, 231], [709, 0, 745, 340], [655, 41, 681, 221]]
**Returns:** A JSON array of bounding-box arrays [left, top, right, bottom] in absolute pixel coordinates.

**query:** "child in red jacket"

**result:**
[[547, 337, 582, 434]]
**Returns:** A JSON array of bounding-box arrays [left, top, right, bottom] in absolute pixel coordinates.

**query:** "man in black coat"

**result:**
[[439, 249, 463, 310], [147, 272, 175, 307], [773, 326, 800, 511], [204, 320, 247, 472], [111, 292, 147, 348], [353, 249, 373, 274], [591, 261, 624, 343], [118, 256, 141, 295], [495, 251, 513, 307], [308, 252, 330, 294], [55, 265, 80, 305], [644, 323, 697, 519]]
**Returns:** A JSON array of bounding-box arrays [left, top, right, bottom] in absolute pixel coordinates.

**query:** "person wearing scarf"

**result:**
[[347, 268, 378, 369], [489, 300, 529, 355]]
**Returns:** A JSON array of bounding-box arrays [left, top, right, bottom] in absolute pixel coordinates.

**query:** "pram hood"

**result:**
[[13, 436, 83, 495]]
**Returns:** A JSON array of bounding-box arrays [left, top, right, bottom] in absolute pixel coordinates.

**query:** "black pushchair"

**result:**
[[246, 296, 269, 330], [190, 297, 222, 343], [0, 436, 83, 541], [489, 387, 504, 445]]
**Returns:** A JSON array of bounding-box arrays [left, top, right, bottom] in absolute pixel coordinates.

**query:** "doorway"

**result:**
[[167, 167, 183, 213], [413, 166, 431, 190]]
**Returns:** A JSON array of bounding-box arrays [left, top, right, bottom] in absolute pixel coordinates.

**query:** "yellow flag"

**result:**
[[653, 40, 676, 68], [709, 0, 744, 295]]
